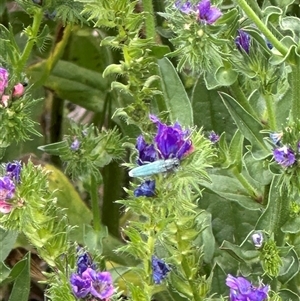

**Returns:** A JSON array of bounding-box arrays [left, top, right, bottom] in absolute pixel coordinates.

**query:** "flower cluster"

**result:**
[[0, 161, 22, 214], [0, 67, 25, 107], [132, 115, 193, 197], [175, 0, 222, 24], [226, 275, 269, 301], [151, 255, 171, 284], [70, 251, 114, 300], [273, 145, 296, 168]]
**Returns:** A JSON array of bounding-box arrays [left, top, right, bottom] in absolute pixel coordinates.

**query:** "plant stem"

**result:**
[[36, 24, 72, 87], [17, 10, 43, 74], [263, 92, 277, 130], [232, 167, 261, 201], [90, 175, 101, 232], [290, 59, 300, 122], [142, 0, 156, 40], [235, 0, 288, 56]]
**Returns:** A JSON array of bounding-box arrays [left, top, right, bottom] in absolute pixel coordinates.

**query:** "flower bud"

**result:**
[[12, 83, 25, 98]]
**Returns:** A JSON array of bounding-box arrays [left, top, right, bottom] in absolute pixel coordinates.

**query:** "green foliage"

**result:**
[[3, 0, 300, 300], [7, 253, 30, 301], [0, 161, 71, 267], [39, 123, 126, 181]]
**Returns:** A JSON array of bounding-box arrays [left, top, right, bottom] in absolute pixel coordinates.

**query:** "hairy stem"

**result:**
[[230, 80, 258, 118], [290, 60, 300, 122], [232, 167, 261, 201], [263, 92, 277, 130], [235, 0, 288, 56], [142, 0, 156, 40], [17, 10, 43, 74], [90, 175, 101, 232]]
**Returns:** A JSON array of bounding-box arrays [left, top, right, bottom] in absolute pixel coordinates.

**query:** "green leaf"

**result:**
[[255, 176, 289, 243], [68, 27, 114, 73], [215, 66, 238, 86], [38, 140, 69, 156], [8, 253, 30, 301], [169, 272, 193, 299], [219, 92, 271, 159], [157, 58, 193, 127], [195, 211, 215, 263], [154, 289, 189, 301], [83, 224, 108, 255], [200, 169, 262, 210], [191, 78, 236, 137], [278, 248, 299, 284], [280, 16, 300, 41], [281, 216, 300, 234], [228, 130, 244, 172], [0, 228, 18, 262], [209, 263, 228, 296], [0, 262, 11, 283], [243, 151, 273, 186], [28, 60, 109, 112], [220, 240, 259, 263], [279, 289, 300, 301], [199, 191, 260, 246]]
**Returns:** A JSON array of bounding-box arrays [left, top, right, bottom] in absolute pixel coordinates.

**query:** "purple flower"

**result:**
[[6, 161, 22, 183], [273, 146, 296, 167], [197, 0, 222, 24], [0, 176, 15, 200], [174, 1, 194, 14], [150, 115, 193, 160], [70, 138, 80, 151], [87, 269, 114, 299], [77, 252, 96, 275], [134, 180, 156, 197], [70, 268, 114, 300], [0, 67, 8, 95], [235, 30, 251, 54], [70, 273, 91, 299], [209, 131, 220, 143], [152, 255, 171, 284], [252, 232, 263, 248], [226, 274, 269, 301], [136, 135, 157, 165]]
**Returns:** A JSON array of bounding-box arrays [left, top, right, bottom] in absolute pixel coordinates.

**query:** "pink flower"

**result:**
[[1, 95, 10, 107], [12, 83, 25, 98], [0, 200, 13, 214]]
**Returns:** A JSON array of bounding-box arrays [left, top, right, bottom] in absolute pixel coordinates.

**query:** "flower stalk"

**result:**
[[290, 58, 300, 122], [263, 92, 277, 130], [230, 80, 258, 118], [231, 166, 261, 201], [17, 10, 43, 75], [142, 0, 156, 41], [90, 175, 101, 232]]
